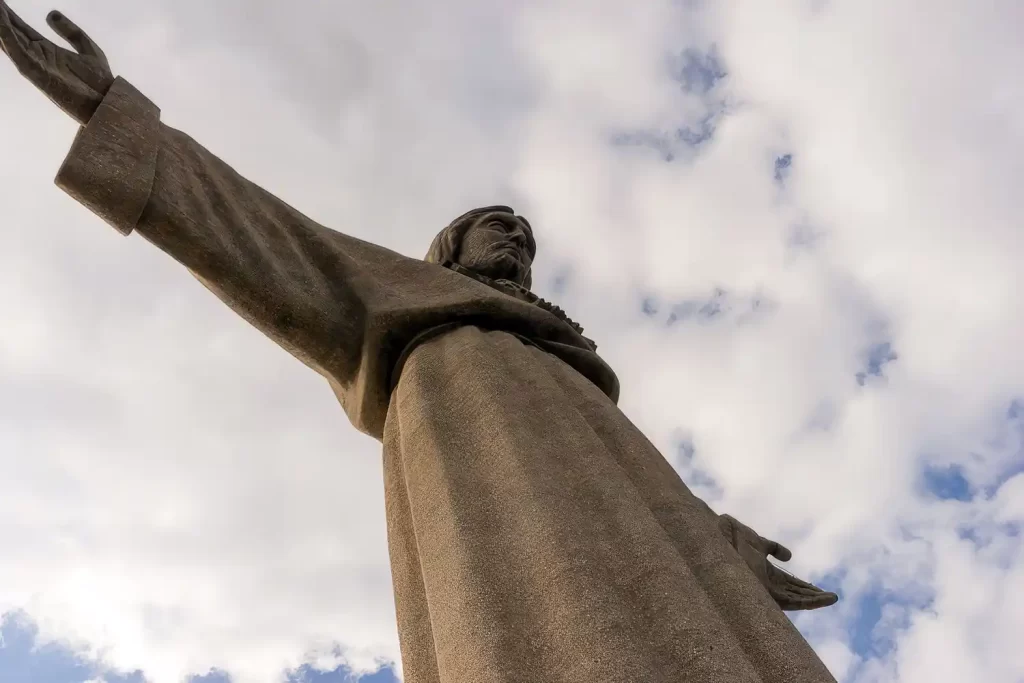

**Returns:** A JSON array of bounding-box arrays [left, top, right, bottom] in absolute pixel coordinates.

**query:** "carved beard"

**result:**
[[476, 245, 529, 284]]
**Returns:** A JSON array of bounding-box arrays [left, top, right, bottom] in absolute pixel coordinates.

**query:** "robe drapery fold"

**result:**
[[54, 78, 836, 683]]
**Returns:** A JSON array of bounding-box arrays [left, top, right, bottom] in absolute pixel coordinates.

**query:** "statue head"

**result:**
[[425, 205, 536, 289]]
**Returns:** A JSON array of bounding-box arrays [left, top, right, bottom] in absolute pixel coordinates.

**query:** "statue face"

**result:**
[[456, 211, 534, 286]]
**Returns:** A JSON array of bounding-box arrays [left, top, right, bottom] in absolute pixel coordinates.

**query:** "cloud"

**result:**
[[0, 0, 1021, 681], [0, 614, 397, 682]]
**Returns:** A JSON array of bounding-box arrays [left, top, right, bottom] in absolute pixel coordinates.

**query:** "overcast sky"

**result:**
[[1, 0, 1022, 681]]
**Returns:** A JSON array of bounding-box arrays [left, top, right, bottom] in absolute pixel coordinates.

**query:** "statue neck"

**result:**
[[443, 261, 597, 351]]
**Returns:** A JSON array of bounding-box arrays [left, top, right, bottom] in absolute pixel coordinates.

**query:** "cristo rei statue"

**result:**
[[0, 5, 840, 682]]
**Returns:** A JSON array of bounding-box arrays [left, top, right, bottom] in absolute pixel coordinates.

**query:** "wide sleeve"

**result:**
[[53, 77, 410, 390]]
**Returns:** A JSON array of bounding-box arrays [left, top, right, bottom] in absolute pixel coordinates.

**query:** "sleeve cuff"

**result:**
[[54, 76, 161, 236]]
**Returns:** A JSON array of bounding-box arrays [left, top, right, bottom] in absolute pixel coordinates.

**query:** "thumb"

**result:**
[[767, 540, 793, 562], [46, 9, 106, 63]]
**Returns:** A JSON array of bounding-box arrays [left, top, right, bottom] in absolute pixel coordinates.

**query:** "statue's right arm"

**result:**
[[1, 5, 407, 381], [54, 76, 397, 378]]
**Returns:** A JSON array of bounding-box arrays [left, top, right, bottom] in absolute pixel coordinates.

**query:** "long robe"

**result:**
[[54, 77, 836, 683]]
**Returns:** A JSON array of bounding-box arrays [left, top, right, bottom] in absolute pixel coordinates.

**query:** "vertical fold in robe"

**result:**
[[384, 327, 836, 683]]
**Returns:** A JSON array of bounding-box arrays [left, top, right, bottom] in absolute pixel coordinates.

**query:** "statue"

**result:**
[[0, 6, 839, 682]]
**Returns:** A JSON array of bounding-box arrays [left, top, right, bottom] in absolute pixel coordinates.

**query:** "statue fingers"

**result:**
[[783, 580, 828, 599], [767, 562, 836, 598], [46, 10, 106, 65], [779, 569, 827, 593], [766, 539, 793, 562], [0, 3, 46, 80], [779, 588, 839, 611], [3, 2, 47, 43]]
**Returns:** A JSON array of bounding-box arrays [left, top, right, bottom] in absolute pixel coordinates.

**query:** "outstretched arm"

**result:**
[[55, 76, 391, 378], [0, 4, 407, 382]]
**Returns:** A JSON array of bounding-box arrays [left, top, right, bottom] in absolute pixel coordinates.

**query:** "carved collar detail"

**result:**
[[443, 261, 597, 351]]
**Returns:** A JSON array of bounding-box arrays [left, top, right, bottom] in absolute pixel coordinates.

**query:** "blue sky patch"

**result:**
[[673, 112, 719, 147], [0, 614, 95, 683], [668, 288, 729, 325], [610, 46, 729, 162], [668, 46, 728, 94], [921, 463, 972, 502], [845, 585, 925, 668], [287, 662, 399, 683], [609, 112, 722, 161], [856, 341, 898, 386], [0, 613, 144, 683], [849, 588, 886, 657], [774, 153, 793, 183]]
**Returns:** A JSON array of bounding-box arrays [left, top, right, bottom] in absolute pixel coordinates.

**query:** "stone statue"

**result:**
[[0, 5, 839, 682]]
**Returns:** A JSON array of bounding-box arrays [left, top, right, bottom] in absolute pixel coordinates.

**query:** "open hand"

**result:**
[[718, 513, 839, 611], [0, 2, 113, 123]]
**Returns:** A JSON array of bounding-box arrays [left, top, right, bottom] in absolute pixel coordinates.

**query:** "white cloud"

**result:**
[[0, 0, 1021, 681]]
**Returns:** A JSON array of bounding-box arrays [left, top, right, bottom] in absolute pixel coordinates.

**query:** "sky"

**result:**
[[0, 0, 1021, 681]]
